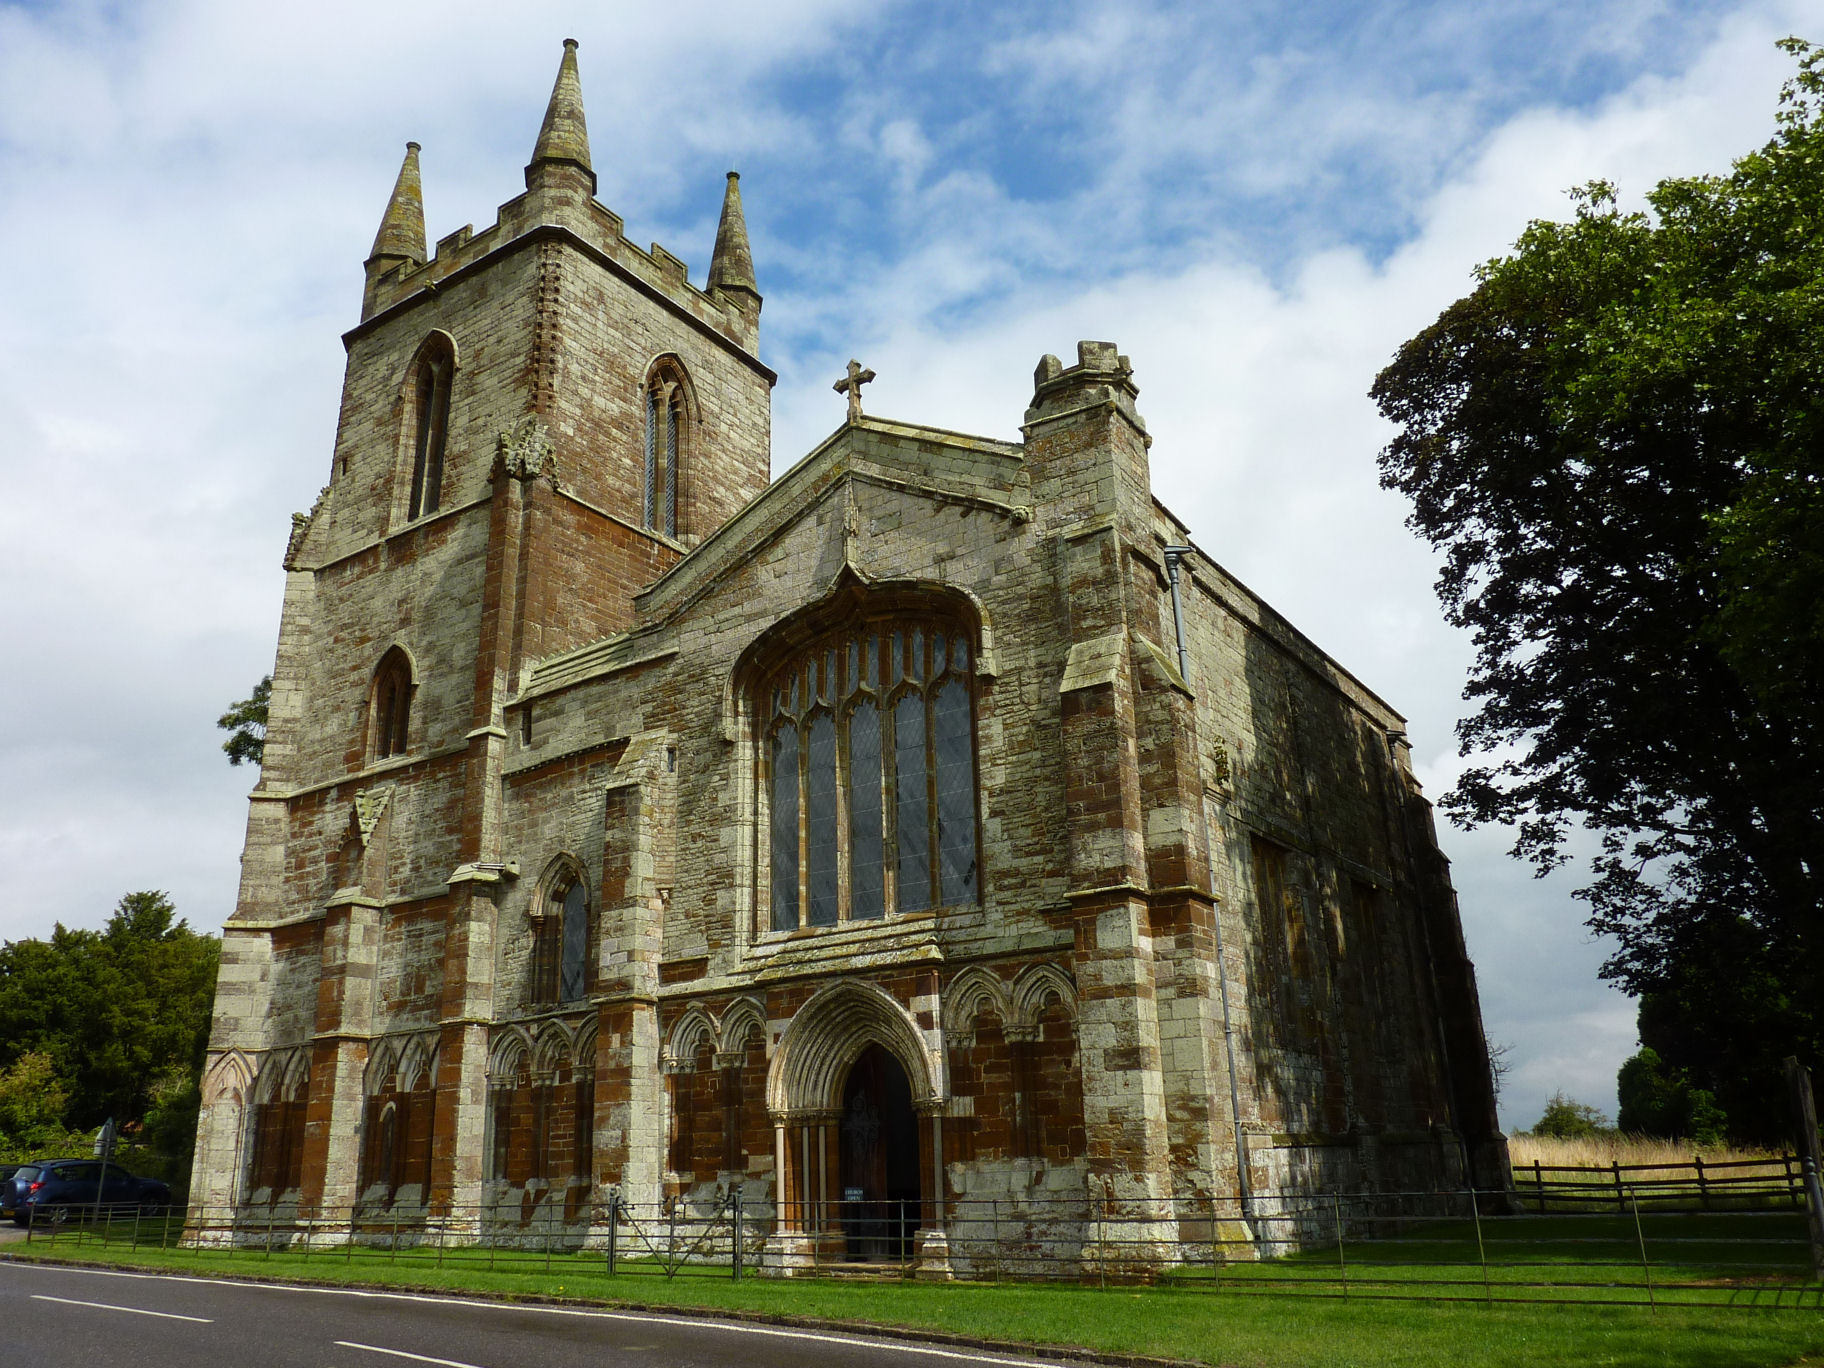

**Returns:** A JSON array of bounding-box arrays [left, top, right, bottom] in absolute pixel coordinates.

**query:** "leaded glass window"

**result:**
[[533, 873, 591, 1005], [643, 364, 686, 538], [763, 611, 978, 931]]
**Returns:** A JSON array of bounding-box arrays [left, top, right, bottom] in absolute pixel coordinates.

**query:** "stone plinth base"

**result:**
[[761, 1231, 819, 1276], [914, 1227, 954, 1281]]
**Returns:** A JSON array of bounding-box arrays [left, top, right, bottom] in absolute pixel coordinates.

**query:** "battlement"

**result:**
[[1025, 340, 1147, 438], [360, 188, 754, 353]]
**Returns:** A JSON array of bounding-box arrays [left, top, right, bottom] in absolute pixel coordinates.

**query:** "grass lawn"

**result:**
[[6, 1225, 1824, 1368]]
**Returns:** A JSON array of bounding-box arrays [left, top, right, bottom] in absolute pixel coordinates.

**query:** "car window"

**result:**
[[14, 1165, 40, 1182], [59, 1163, 102, 1182]]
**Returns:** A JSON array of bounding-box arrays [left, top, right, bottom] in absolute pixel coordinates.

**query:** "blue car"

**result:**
[[3, 1159, 172, 1226]]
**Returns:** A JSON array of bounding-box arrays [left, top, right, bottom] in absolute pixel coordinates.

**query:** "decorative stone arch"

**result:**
[[721, 574, 1002, 744], [663, 1006, 717, 1072], [282, 1050, 311, 1099], [572, 1014, 598, 1067], [766, 978, 943, 1121], [396, 1035, 436, 1093], [246, 1048, 310, 1200], [531, 1020, 575, 1082], [400, 327, 463, 388], [942, 966, 1012, 1041], [717, 996, 768, 1061], [1011, 962, 1078, 1038], [363, 1036, 401, 1095], [638, 350, 701, 425], [488, 1028, 532, 1084], [732, 573, 988, 695], [202, 1049, 253, 1106]]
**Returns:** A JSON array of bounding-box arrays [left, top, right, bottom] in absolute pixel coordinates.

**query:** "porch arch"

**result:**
[[766, 978, 942, 1120]]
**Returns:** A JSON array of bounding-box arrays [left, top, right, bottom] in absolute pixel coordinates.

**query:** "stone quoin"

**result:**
[[189, 40, 1509, 1271]]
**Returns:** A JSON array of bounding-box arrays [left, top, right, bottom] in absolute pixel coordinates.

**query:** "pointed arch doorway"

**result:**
[[838, 1043, 920, 1261]]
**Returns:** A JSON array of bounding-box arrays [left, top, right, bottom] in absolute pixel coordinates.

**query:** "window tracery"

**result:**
[[763, 612, 979, 932], [642, 361, 686, 538]]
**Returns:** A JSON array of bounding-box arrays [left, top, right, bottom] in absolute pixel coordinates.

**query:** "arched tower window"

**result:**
[[407, 337, 455, 520], [371, 647, 414, 761], [760, 602, 979, 933], [642, 360, 687, 539], [532, 867, 591, 1006]]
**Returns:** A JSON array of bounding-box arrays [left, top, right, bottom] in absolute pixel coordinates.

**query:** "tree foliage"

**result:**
[[0, 892, 219, 1172], [218, 675, 270, 767], [1531, 1092, 1612, 1140], [1371, 40, 1824, 1143], [0, 1053, 86, 1161], [1616, 1046, 1727, 1147]]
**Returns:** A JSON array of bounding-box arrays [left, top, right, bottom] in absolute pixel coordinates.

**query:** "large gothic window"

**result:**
[[642, 362, 686, 539], [764, 612, 978, 932], [407, 338, 454, 520]]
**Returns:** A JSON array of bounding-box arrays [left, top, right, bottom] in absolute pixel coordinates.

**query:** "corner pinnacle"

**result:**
[[708, 171, 759, 302], [526, 38, 595, 194], [367, 141, 426, 267]]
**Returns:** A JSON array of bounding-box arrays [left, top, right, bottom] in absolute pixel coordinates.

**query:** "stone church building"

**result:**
[[189, 41, 1506, 1269]]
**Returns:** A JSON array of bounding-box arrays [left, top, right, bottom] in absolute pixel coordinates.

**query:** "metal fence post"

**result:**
[[731, 1187, 744, 1281], [1628, 1189, 1654, 1310], [1469, 1186, 1490, 1305], [606, 1190, 619, 1278], [1332, 1193, 1348, 1299]]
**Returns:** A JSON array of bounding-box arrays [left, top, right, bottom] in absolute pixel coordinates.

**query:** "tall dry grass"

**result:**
[[1507, 1132, 1784, 1168]]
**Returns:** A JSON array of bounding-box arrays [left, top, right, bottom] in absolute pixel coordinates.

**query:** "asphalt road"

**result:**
[[0, 1260, 1096, 1368]]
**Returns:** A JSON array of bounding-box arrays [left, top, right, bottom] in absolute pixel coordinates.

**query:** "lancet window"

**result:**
[[407, 338, 454, 520], [763, 613, 979, 932], [371, 648, 413, 761], [532, 871, 590, 1006], [642, 362, 686, 538]]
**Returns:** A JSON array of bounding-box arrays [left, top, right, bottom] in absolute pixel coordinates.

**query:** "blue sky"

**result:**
[[0, 0, 1809, 1132]]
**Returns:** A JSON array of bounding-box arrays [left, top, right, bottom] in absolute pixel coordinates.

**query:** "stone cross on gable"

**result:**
[[833, 358, 876, 423]]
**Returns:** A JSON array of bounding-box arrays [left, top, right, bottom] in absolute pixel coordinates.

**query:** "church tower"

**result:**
[[191, 41, 774, 1218]]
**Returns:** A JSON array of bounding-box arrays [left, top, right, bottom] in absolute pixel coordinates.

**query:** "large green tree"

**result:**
[[1371, 40, 1824, 1143], [0, 893, 219, 1166]]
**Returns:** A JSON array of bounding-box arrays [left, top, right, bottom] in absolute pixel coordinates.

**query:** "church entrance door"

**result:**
[[838, 1043, 920, 1261]]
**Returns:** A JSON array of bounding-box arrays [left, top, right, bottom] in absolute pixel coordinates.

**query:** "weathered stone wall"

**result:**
[[194, 61, 1503, 1244]]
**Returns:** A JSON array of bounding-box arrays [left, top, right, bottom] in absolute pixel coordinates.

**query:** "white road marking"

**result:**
[[31, 1293, 214, 1323], [7, 1264, 1074, 1366], [336, 1342, 488, 1368]]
